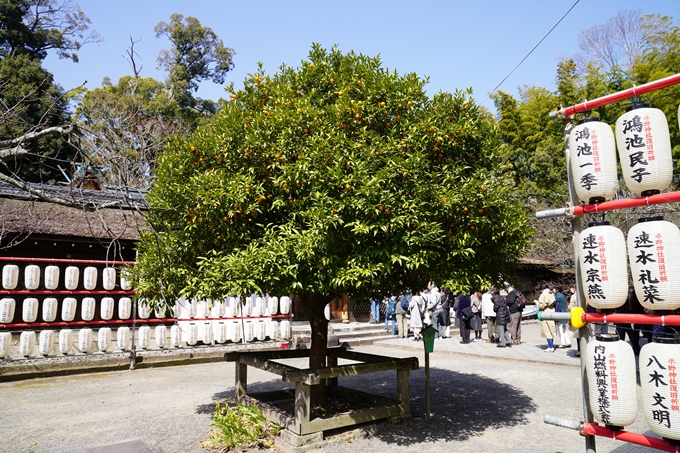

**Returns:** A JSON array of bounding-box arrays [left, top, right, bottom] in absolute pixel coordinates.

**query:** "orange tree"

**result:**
[[134, 44, 531, 403]]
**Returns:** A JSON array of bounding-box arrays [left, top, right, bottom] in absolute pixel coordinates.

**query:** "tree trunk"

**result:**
[[301, 292, 331, 409]]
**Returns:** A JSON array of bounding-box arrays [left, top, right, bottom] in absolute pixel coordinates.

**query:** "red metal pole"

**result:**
[[572, 191, 680, 217], [554, 72, 680, 118], [582, 423, 678, 453], [585, 313, 680, 326]]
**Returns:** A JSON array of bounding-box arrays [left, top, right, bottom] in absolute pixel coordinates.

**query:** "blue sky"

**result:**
[[45, 0, 680, 110]]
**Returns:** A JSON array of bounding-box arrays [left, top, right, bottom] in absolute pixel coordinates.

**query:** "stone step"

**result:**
[[340, 334, 398, 348]]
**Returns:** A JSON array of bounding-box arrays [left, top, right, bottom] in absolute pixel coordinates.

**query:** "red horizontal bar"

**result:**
[[0, 257, 135, 265], [558, 73, 680, 117], [572, 191, 680, 217], [0, 290, 135, 296], [583, 423, 678, 452], [585, 313, 680, 326]]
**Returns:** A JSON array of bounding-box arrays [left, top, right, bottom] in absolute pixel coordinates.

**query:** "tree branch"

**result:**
[[0, 124, 76, 149]]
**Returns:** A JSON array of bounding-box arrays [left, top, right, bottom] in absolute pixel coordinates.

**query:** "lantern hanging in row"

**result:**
[[628, 216, 680, 311], [586, 334, 638, 428], [569, 118, 618, 204], [578, 221, 629, 310], [640, 338, 680, 442], [616, 104, 672, 196]]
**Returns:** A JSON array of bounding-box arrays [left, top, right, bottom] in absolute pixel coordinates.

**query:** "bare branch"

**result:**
[[0, 124, 75, 150]]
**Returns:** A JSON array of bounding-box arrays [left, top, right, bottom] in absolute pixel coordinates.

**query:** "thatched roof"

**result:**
[[0, 182, 147, 241]]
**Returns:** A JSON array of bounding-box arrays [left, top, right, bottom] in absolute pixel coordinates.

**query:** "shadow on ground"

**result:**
[[196, 365, 537, 447]]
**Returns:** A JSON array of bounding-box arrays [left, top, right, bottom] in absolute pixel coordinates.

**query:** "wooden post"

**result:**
[[327, 355, 338, 387], [396, 368, 410, 418], [295, 381, 311, 427], [424, 340, 431, 423], [235, 360, 247, 403]]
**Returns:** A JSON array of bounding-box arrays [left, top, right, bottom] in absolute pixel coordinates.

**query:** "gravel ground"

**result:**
[[0, 343, 658, 453]]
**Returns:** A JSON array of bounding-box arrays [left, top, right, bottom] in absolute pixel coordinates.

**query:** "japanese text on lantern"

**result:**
[[655, 233, 668, 283], [634, 230, 664, 304], [594, 345, 611, 424], [648, 355, 672, 428], [598, 236, 608, 282], [609, 354, 619, 401], [583, 233, 605, 299], [622, 114, 651, 183], [643, 115, 656, 161], [670, 358, 678, 412], [592, 128, 601, 172], [575, 127, 599, 191]]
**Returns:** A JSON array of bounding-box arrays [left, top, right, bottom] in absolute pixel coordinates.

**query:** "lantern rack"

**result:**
[[543, 72, 680, 453], [0, 256, 135, 265]]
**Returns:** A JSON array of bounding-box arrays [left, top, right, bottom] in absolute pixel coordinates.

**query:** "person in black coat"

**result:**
[[493, 289, 511, 348], [456, 293, 472, 344]]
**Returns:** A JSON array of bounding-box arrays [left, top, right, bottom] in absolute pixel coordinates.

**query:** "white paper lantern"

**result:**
[[0, 332, 11, 357], [253, 297, 265, 317], [2, 264, 19, 290], [224, 296, 238, 317], [628, 217, 680, 311], [228, 321, 241, 343], [255, 321, 266, 341], [44, 266, 60, 290], [616, 104, 672, 196], [0, 298, 16, 323], [324, 303, 331, 321], [102, 268, 116, 290], [266, 296, 278, 316], [154, 303, 167, 319], [24, 265, 41, 290], [39, 330, 54, 355], [42, 298, 57, 322], [243, 321, 254, 342], [98, 328, 111, 352], [138, 325, 151, 349], [214, 321, 227, 344], [211, 300, 225, 318], [19, 331, 36, 356], [119, 269, 132, 290], [155, 325, 167, 348], [195, 300, 209, 319], [279, 320, 291, 340], [58, 329, 72, 354], [640, 338, 680, 441], [22, 298, 39, 323], [569, 118, 618, 204], [198, 322, 212, 344], [185, 323, 198, 345], [78, 328, 93, 352], [170, 325, 182, 347], [117, 327, 131, 350], [586, 334, 638, 428], [242, 297, 253, 317], [578, 222, 629, 310], [266, 320, 279, 340], [83, 266, 98, 290], [118, 297, 132, 320], [81, 297, 96, 321], [137, 301, 151, 319], [279, 296, 291, 315], [61, 297, 77, 322], [100, 297, 114, 320], [64, 266, 79, 290], [176, 297, 194, 319]]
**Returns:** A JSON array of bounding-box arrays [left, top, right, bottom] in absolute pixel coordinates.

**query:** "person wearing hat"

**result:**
[[535, 281, 556, 352], [493, 288, 511, 348]]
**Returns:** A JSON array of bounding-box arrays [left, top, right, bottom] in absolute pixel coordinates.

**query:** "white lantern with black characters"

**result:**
[[578, 222, 629, 310], [628, 216, 680, 311], [616, 104, 672, 196], [586, 334, 638, 428], [569, 118, 618, 204], [640, 338, 680, 442]]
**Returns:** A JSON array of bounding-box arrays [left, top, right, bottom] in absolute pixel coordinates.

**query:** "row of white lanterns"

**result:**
[[578, 217, 680, 311], [586, 334, 680, 441], [0, 319, 292, 358], [1, 265, 131, 291], [569, 104, 674, 204], [0, 295, 292, 324]]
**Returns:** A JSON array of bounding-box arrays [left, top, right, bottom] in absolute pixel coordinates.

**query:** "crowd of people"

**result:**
[[374, 282, 528, 347]]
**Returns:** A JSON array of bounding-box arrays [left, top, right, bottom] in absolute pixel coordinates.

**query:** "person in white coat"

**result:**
[[481, 288, 497, 343], [409, 294, 425, 342]]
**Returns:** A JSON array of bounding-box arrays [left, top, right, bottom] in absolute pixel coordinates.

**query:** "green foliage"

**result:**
[[134, 44, 532, 304], [201, 400, 280, 452], [155, 14, 235, 125]]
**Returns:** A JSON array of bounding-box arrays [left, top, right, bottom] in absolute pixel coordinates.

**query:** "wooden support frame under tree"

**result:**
[[225, 347, 418, 437]]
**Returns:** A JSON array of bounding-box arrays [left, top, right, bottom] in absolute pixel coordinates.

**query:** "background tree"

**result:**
[[155, 14, 235, 128], [134, 45, 532, 406]]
